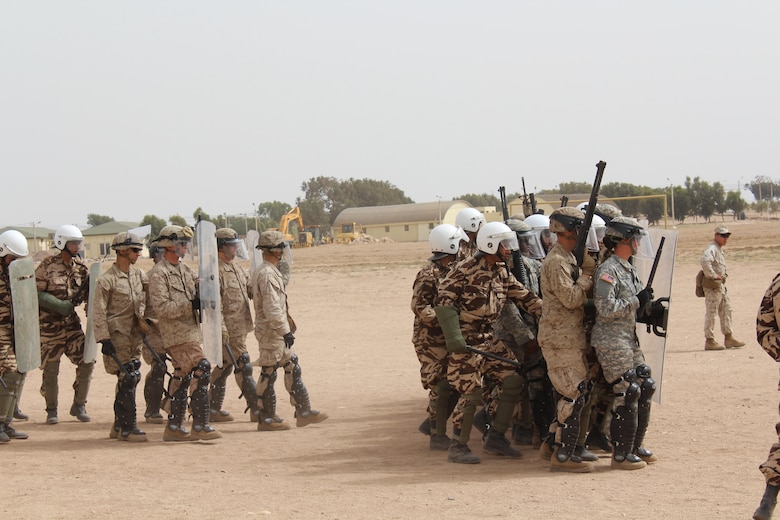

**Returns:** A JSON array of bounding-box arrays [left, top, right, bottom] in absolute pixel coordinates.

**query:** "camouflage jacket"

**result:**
[[35, 253, 89, 325], [411, 260, 451, 349], [92, 263, 147, 345], [700, 241, 727, 281], [537, 243, 592, 350], [436, 254, 542, 347], [219, 259, 253, 337], [0, 263, 16, 372], [252, 260, 290, 339], [148, 258, 201, 348], [591, 254, 643, 351], [757, 274, 780, 372]]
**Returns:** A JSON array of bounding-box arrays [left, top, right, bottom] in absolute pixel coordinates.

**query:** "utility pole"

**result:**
[[666, 178, 675, 224]]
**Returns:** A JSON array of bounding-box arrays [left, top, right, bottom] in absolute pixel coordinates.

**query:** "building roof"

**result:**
[[333, 200, 471, 226], [0, 226, 56, 239], [81, 221, 141, 236]]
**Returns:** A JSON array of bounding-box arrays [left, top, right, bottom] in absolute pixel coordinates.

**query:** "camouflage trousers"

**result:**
[[39, 319, 86, 367], [540, 347, 589, 438], [101, 334, 142, 380], [141, 328, 165, 366], [703, 286, 733, 339], [593, 342, 645, 407], [414, 343, 449, 422], [166, 342, 206, 395], [759, 402, 780, 487], [212, 332, 249, 387], [447, 350, 483, 436]]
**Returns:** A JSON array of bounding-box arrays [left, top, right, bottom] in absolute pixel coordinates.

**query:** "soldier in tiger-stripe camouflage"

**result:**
[[35, 224, 93, 425], [0, 230, 31, 442], [753, 273, 780, 520], [411, 224, 463, 450], [435, 222, 542, 464]]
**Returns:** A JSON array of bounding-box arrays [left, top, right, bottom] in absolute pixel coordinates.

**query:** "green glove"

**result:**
[[434, 306, 468, 353], [38, 291, 75, 316]]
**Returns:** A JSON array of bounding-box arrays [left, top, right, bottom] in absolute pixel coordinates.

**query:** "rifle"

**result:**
[[560, 195, 569, 207], [637, 236, 668, 337], [466, 345, 523, 370], [574, 161, 606, 267], [223, 340, 240, 372], [521, 178, 532, 218], [499, 186, 529, 287]]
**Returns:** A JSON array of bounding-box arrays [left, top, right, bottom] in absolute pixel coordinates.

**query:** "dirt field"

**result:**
[[4, 218, 780, 519]]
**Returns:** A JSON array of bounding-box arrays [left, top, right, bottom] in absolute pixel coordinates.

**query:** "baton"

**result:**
[[109, 352, 132, 378], [466, 345, 523, 370], [0, 374, 6, 390], [223, 340, 240, 371]]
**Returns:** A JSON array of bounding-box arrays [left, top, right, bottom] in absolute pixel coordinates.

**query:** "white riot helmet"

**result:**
[[456, 208, 486, 234], [476, 221, 518, 255], [523, 213, 556, 254], [0, 230, 29, 258], [428, 224, 463, 261], [586, 214, 606, 253], [53, 224, 83, 250]]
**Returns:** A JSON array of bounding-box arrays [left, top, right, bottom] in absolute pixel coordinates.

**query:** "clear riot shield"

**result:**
[[83, 261, 103, 364], [9, 257, 41, 373], [197, 220, 222, 368], [632, 228, 678, 404], [246, 230, 261, 277]]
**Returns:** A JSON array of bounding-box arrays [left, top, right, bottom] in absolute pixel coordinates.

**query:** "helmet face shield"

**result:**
[[499, 234, 519, 252], [634, 231, 654, 260], [586, 227, 601, 253], [538, 229, 557, 253], [174, 240, 193, 259], [518, 232, 545, 260]]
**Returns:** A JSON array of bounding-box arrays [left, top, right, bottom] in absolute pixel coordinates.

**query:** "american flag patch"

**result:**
[[600, 273, 615, 284]]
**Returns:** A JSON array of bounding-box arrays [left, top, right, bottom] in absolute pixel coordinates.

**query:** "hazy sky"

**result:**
[[2, 2, 777, 229]]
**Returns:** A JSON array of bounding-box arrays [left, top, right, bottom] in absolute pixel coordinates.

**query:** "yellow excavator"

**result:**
[[272, 207, 314, 248]]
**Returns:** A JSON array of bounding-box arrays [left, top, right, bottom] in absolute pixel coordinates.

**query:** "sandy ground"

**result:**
[[3, 218, 780, 519]]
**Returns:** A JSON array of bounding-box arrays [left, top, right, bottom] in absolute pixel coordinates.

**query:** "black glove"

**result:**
[[191, 297, 201, 311], [283, 332, 295, 348], [100, 340, 116, 357], [637, 288, 654, 308]]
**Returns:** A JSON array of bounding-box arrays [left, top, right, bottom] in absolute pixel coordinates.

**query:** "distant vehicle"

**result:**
[[336, 222, 363, 244]]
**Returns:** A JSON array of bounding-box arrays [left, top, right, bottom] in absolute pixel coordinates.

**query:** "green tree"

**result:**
[[748, 176, 780, 201], [169, 214, 187, 227], [192, 207, 213, 223], [299, 176, 412, 225], [557, 182, 594, 194], [87, 213, 114, 226], [724, 191, 746, 219], [455, 193, 501, 208], [256, 201, 292, 226], [140, 215, 167, 239]]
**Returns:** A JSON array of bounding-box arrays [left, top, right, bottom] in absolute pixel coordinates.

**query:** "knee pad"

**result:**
[[638, 377, 656, 403], [501, 374, 524, 397], [624, 381, 640, 407], [283, 355, 300, 375], [636, 364, 651, 379], [150, 359, 167, 381], [193, 358, 211, 387]]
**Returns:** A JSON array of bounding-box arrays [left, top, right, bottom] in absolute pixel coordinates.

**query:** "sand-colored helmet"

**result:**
[[111, 232, 144, 251], [152, 225, 193, 247], [549, 207, 584, 233]]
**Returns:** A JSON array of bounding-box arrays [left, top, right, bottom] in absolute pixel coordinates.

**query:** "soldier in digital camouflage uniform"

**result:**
[[148, 225, 221, 441], [210, 228, 262, 424], [0, 230, 31, 442], [411, 224, 463, 450], [455, 207, 485, 261], [753, 274, 780, 520], [92, 232, 148, 442], [253, 230, 327, 431], [537, 207, 597, 473], [141, 242, 168, 424], [591, 217, 656, 470], [435, 221, 543, 464], [700, 225, 745, 351], [35, 224, 93, 425]]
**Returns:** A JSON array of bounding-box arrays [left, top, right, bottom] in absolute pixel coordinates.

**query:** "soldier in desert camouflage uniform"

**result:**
[[537, 207, 597, 473], [92, 232, 148, 442], [141, 242, 167, 424], [148, 225, 221, 442], [411, 224, 463, 450], [253, 231, 328, 431], [591, 217, 656, 470], [435, 221, 542, 464], [700, 225, 745, 351], [0, 230, 31, 442], [35, 224, 93, 425], [210, 228, 261, 424], [753, 274, 780, 520]]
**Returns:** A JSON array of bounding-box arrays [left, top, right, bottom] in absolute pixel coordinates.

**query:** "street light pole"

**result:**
[[32, 220, 41, 253], [666, 178, 675, 224]]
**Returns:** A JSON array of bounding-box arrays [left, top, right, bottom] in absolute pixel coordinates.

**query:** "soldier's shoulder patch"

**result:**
[[599, 273, 615, 284]]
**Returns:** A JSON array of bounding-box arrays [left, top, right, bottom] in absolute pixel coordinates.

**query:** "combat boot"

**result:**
[[724, 334, 746, 349], [753, 483, 779, 520], [704, 338, 725, 351], [633, 446, 658, 463], [70, 362, 94, 422], [46, 408, 58, 425], [418, 417, 431, 436], [539, 436, 555, 461], [163, 424, 196, 442], [472, 407, 490, 436], [0, 424, 9, 443], [4, 423, 28, 440], [585, 428, 612, 453], [69, 403, 90, 422], [109, 420, 120, 440], [448, 441, 480, 464], [296, 409, 328, 427], [512, 424, 534, 446], [13, 407, 28, 421], [574, 445, 599, 462], [257, 416, 291, 431], [429, 434, 450, 451], [550, 447, 594, 473], [483, 430, 523, 458]]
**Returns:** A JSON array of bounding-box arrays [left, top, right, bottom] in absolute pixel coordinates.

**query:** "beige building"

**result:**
[[0, 225, 55, 258], [332, 200, 474, 243], [81, 221, 146, 260]]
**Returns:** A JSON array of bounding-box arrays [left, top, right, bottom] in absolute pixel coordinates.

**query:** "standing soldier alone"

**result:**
[[92, 232, 148, 442], [35, 224, 94, 425]]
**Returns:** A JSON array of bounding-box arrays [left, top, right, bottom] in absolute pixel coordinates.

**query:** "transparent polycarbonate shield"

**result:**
[[197, 220, 222, 367], [83, 261, 103, 364], [9, 257, 41, 373], [632, 228, 678, 404], [246, 230, 261, 277]]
